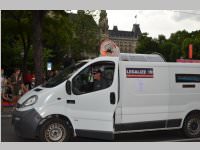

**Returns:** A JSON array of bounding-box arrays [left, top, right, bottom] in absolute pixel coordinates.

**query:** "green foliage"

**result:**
[[136, 30, 200, 62], [69, 10, 99, 60], [2, 10, 99, 72], [136, 33, 159, 54], [42, 11, 73, 69], [26, 46, 54, 70], [1, 11, 32, 70]]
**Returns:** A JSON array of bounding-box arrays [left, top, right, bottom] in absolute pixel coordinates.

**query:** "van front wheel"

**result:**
[[183, 114, 200, 138], [39, 118, 71, 142]]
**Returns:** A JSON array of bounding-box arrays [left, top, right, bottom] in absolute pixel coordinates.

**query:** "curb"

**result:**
[[166, 138, 200, 142]]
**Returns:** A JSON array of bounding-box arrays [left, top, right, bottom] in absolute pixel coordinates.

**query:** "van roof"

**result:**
[[119, 53, 165, 62]]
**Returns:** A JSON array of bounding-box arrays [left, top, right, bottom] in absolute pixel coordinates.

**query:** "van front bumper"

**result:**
[[12, 109, 42, 139]]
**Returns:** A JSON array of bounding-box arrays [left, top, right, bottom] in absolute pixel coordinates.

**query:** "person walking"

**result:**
[[24, 70, 33, 90], [18, 81, 28, 96], [1, 68, 6, 95], [10, 68, 22, 99], [2, 78, 13, 102]]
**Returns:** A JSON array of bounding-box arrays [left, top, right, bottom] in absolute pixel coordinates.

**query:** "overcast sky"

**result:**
[[106, 10, 200, 38], [71, 10, 200, 38]]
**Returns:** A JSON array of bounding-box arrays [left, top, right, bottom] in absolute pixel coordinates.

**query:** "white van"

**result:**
[[12, 53, 200, 142]]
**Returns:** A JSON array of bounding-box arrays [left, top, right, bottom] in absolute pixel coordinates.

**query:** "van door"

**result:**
[[68, 61, 118, 140], [115, 62, 169, 132]]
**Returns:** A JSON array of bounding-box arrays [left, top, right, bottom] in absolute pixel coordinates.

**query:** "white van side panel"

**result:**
[[168, 63, 200, 126], [36, 101, 76, 128], [67, 90, 117, 131], [118, 62, 170, 124]]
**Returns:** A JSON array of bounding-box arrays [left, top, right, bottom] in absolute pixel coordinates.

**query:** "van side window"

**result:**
[[176, 74, 200, 83], [72, 61, 115, 95]]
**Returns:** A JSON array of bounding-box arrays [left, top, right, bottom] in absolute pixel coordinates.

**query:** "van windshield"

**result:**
[[42, 62, 87, 88]]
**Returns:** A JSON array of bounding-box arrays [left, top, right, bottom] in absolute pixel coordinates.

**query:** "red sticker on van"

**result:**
[[126, 68, 154, 78]]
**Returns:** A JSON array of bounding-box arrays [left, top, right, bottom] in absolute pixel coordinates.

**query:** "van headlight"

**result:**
[[21, 95, 38, 108]]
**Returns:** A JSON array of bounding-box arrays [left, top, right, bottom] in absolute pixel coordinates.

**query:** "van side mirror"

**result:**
[[66, 80, 71, 95]]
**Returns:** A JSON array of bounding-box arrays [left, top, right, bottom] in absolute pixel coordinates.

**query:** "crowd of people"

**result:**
[[1, 67, 60, 106], [1, 68, 32, 105]]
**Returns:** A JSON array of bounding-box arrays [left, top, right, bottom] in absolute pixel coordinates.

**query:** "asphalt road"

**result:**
[[1, 117, 200, 142]]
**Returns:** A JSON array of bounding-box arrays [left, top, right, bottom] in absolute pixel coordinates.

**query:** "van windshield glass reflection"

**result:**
[[42, 62, 86, 88]]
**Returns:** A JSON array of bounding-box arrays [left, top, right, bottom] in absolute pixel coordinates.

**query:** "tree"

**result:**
[[136, 30, 200, 62], [159, 41, 179, 62], [135, 33, 160, 54], [69, 10, 99, 60], [169, 30, 190, 59], [2, 10, 100, 85], [158, 35, 166, 44], [1, 11, 32, 75], [42, 11, 73, 69], [2, 10, 73, 77], [32, 10, 46, 86]]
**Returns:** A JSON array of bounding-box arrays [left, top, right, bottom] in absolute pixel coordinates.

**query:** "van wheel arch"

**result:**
[[37, 114, 75, 139], [182, 110, 200, 138], [183, 110, 200, 126], [184, 110, 200, 122]]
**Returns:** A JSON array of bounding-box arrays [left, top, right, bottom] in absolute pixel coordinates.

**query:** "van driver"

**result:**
[[93, 70, 108, 91]]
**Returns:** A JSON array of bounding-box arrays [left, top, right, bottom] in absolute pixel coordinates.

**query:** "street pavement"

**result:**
[[1, 116, 200, 142]]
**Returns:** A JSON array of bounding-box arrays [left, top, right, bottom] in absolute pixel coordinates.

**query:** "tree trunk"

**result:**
[[32, 11, 45, 86], [22, 36, 31, 77], [22, 49, 28, 75]]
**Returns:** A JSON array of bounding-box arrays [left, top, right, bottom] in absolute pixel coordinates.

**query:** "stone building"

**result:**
[[99, 10, 142, 53], [108, 24, 141, 53]]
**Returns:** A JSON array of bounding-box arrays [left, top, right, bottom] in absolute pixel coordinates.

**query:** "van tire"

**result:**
[[183, 114, 200, 138], [39, 118, 71, 142]]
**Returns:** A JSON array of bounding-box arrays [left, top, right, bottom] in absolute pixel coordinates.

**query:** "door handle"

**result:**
[[67, 100, 75, 104], [110, 92, 116, 105], [182, 84, 195, 88]]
